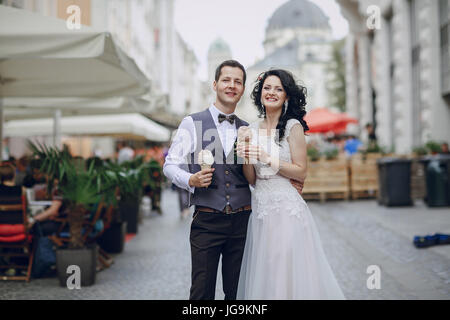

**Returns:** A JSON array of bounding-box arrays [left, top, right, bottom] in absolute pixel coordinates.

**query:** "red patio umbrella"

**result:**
[[304, 107, 358, 134]]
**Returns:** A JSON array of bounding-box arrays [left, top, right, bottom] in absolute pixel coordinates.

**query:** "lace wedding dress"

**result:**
[[236, 119, 345, 300]]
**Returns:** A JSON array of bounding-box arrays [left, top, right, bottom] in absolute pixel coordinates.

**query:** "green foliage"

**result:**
[[359, 143, 387, 155], [27, 140, 72, 193], [366, 143, 382, 153], [27, 141, 163, 247], [425, 141, 442, 153], [307, 146, 321, 162], [413, 146, 428, 156], [326, 39, 346, 112], [108, 156, 162, 201], [324, 148, 339, 160]]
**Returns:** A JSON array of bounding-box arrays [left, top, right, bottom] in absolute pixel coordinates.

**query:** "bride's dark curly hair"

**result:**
[[251, 69, 309, 144]]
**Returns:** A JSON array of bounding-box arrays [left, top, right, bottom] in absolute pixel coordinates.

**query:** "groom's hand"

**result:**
[[290, 179, 304, 195], [189, 168, 215, 188]]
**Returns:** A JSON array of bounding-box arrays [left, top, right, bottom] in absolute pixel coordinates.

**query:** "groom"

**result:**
[[163, 60, 303, 300]]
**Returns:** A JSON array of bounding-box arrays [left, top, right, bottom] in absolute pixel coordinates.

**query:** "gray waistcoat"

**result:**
[[188, 109, 251, 211]]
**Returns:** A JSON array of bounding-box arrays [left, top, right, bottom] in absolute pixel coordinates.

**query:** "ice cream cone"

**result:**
[[200, 164, 212, 171], [238, 126, 252, 165]]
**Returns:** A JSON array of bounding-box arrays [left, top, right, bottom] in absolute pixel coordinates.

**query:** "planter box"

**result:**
[[349, 154, 382, 199], [56, 244, 97, 287], [119, 199, 140, 234], [97, 221, 127, 254], [302, 158, 350, 202]]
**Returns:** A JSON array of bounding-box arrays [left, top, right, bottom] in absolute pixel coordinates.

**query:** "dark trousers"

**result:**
[[31, 220, 61, 237], [189, 209, 251, 300]]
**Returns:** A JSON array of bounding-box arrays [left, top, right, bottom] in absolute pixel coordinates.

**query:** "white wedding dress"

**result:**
[[237, 119, 346, 300]]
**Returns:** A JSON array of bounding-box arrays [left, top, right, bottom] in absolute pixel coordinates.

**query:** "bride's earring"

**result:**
[[283, 101, 288, 116], [262, 104, 266, 118]]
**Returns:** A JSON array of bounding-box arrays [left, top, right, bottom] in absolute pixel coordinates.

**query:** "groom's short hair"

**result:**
[[214, 60, 246, 85]]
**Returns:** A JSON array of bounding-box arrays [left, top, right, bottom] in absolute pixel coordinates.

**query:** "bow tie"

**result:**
[[218, 113, 236, 124]]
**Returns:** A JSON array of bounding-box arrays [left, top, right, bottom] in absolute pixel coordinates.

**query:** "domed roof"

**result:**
[[266, 0, 330, 31], [208, 37, 232, 56]]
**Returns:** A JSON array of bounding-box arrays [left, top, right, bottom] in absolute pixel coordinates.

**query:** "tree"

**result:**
[[327, 39, 346, 112]]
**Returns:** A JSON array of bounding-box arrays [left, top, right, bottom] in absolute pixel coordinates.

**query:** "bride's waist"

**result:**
[[254, 176, 294, 189]]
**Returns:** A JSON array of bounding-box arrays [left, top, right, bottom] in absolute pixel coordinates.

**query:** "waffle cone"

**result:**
[[200, 164, 211, 171]]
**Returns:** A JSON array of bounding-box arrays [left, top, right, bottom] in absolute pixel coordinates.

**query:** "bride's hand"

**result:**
[[290, 179, 304, 195], [237, 145, 270, 164], [237, 126, 252, 142]]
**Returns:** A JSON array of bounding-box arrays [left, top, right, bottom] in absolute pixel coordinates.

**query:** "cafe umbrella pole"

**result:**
[[53, 108, 62, 150]]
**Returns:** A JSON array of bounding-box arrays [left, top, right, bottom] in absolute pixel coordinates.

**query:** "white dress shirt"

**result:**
[[163, 104, 238, 194]]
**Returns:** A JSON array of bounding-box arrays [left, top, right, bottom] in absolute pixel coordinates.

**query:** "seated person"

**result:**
[[0, 162, 18, 186], [0, 163, 25, 276], [14, 156, 30, 187], [28, 197, 63, 237], [25, 175, 64, 237], [0, 163, 23, 205]]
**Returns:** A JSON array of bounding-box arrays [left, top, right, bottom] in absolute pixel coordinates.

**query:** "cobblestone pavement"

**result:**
[[0, 188, 448, 300]]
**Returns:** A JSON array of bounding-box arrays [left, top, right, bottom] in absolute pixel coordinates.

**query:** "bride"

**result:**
[[236, 69, 345, 300]]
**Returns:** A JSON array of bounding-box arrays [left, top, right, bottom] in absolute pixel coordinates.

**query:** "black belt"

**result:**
[[195, 205, 251, 214]]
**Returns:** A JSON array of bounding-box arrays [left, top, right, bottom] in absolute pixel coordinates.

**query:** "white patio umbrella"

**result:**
[[0, 5, 150, 98], [0, 5, 151, 155], [2, 96, 158, 121], [4, 113, 171, 142]]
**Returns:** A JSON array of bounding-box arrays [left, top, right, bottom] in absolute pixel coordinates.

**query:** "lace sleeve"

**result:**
[[285, 119, 302, 139]]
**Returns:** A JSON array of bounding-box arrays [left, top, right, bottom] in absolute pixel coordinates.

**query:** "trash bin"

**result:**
[[421, 155, 450, 207], [377, 157, 413, 206]]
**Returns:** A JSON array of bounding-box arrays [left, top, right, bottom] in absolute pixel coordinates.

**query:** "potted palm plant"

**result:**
[[113, 156, 161, 233], [28, 142, 123, 286]]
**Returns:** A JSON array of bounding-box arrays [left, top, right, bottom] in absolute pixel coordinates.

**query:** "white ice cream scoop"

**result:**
[[198, 149, 214, 170]]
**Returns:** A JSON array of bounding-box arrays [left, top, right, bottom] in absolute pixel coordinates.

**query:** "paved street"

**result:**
[[0, 188, 449, 300]]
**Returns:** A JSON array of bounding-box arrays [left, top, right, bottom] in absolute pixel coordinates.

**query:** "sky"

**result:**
[[174, 0, 349, 81]]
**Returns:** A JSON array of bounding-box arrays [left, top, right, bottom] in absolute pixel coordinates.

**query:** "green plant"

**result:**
[[326, 39, 346, 112], [413, 146, 428, 156], [307, 146, 321, 162], [110, 156, 162, 201], [323, 148, 339, 160], [366, 143, 382, 153], [28, 141, 137, 248], [425, 141, 442, 154]]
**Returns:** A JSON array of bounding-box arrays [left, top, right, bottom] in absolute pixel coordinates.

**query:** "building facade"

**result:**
[[1, 0, 205, 119], [205, 37, 233, 106], [337, 0, 450, 153], [237, 0, 334, 123], [2, 0, 207, 157]]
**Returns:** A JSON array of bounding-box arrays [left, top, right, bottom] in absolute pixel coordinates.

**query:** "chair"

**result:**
[[0, 185, 35, 282]]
